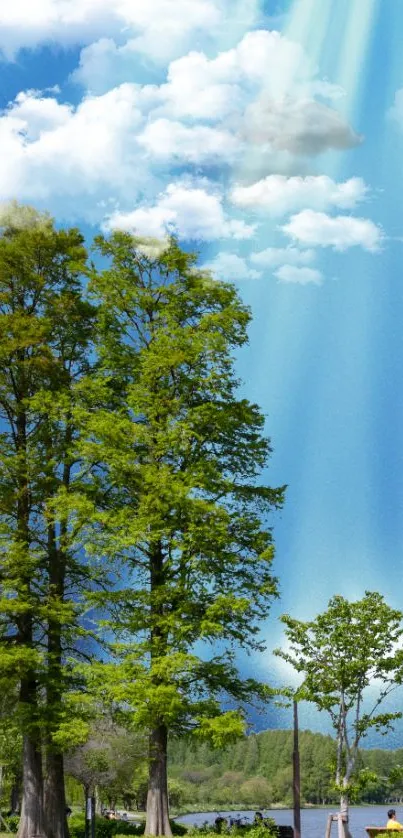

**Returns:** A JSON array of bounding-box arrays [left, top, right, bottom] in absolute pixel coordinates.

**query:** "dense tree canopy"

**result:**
[[0, 208, 284, 838], [64, 232, 284, 835], [0, 206, 97, 838]]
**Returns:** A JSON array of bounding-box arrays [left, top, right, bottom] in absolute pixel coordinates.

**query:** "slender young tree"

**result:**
[[71, 233, 285, 836], [0, 204, 95, 838], [276, 592, 403, 837]]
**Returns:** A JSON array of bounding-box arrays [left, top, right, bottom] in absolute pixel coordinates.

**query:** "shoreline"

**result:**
[[173, 804, 393, 819]]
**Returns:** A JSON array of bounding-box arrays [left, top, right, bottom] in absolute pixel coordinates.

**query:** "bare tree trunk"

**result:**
[[95, 788, 102, 815], [10, 780, 21, 814], [44, 488, 70, 838], [145, 725, 171, 837], [18, 734, 44, 838], [44, 751, 68, 838], [340, 791, 353, 838]]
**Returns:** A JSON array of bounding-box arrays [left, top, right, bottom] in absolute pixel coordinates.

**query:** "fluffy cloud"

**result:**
[[250, 246, 316, 267], [72, 28, 359, 165], [138, 119, 241, 164], [0, 0, 226, 61], [231, 175, 367, 216], [243, 97, 362, 155], [0, 86, 151, 216], [203, 252, 261, 280], [0, 21, 379, 257], [275, 265, 323, 285], [104, 184, 256, 241], [282, 210, 384, 252], [74, 27, 312, 99]]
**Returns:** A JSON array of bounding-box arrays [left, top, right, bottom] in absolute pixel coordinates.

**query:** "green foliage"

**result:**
[[66, 720, 147, 803], [1, 815, 19, 833], [275, 592, 403, 819], [0, 211, 284, 834], [169, 729, 336, 807], [169, 727, 403, 807], [67, 815, 187, 838], [63, 233, 283, 801], [68, 815, 142, 838], [186, 827, 276, 838], [0, 206, 98, 746]]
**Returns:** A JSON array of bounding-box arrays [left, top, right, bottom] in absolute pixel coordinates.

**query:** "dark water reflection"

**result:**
[[177, 807, 392, 838]]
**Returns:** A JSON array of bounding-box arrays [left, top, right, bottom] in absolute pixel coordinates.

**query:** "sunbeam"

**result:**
[[215, 0, 263, 49], [335, 0, 379, 121], [284, 0, 333, 75], [234, 0, 387, 618]]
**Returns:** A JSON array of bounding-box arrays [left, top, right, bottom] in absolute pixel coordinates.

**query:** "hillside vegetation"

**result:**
[[168, 730, 403, 808]]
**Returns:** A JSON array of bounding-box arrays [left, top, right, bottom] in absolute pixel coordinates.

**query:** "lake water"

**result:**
[[176, 807, 391, 838]]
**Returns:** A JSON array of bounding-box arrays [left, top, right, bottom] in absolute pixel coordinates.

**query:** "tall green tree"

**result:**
[[71, 233, 285, 836], [0, 204, 95, 838], [276, 593, 403, 836]]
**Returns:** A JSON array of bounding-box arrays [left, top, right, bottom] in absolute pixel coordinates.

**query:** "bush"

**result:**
[[111, 824, 143, 837], [171, 823, 188, 836], [69, 815, 185, 838], [1, 815, 19, 833], [186, 825, 277, 838]]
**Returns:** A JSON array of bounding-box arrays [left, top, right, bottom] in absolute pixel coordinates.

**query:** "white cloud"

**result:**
[[250, 246, 316, 267], [74, 27, 312, 99], [203, 252, 261, 280], [243, 97, 362, 155], [0, 0, 225, 62], [0, 23, 378, 250], [231, 175, 367, 216], [138, 119, 241, 164], [71, 28, 359, 165], [0, 86, 154, 218], [282, 210, 384, 253], [275, 265, 323, 285], [8, 91, 72, 140], [104, 183, 256, 241]]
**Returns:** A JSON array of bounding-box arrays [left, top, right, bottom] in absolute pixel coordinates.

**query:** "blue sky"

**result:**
[[2, 0, 403, 744]]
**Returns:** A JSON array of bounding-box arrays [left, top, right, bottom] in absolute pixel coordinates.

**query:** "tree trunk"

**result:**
[[44, 503, 69, 838], [16, 403, 45, 838], [340, 791, 353, 838], [17, 735, 45, 838], [84, 788, 90, 838], [44, 751, 69, 838], [145, 725, 171, 837], [95, 788, 102, 815], [10, 777, 22, 813]]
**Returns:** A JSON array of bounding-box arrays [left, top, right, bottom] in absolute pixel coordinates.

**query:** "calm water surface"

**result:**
[[176, 807, 391, 838]]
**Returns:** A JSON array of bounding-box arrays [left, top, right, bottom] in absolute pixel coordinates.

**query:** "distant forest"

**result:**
[[168, 730, 403, 808]]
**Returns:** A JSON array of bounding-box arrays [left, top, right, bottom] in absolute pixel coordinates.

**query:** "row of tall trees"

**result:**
[[0, 205, 284, 838]]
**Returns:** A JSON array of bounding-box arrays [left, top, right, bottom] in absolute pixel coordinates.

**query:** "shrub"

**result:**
[[187, 828, 277, 838], [69, 815, 185, 838], [1, 815, 20, 833]]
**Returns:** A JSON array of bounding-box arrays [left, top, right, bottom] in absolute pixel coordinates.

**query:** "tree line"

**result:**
[[169, 729, 403, 808], [4, 723, 403, 817], [0, 204, 284, 838]]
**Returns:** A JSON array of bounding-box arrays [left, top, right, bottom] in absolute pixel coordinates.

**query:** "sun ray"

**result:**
[[284, 0, 333, 74], [335, 0, 379, 121], [233, 0, 385, 607], [215, 0, 263, 49]]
